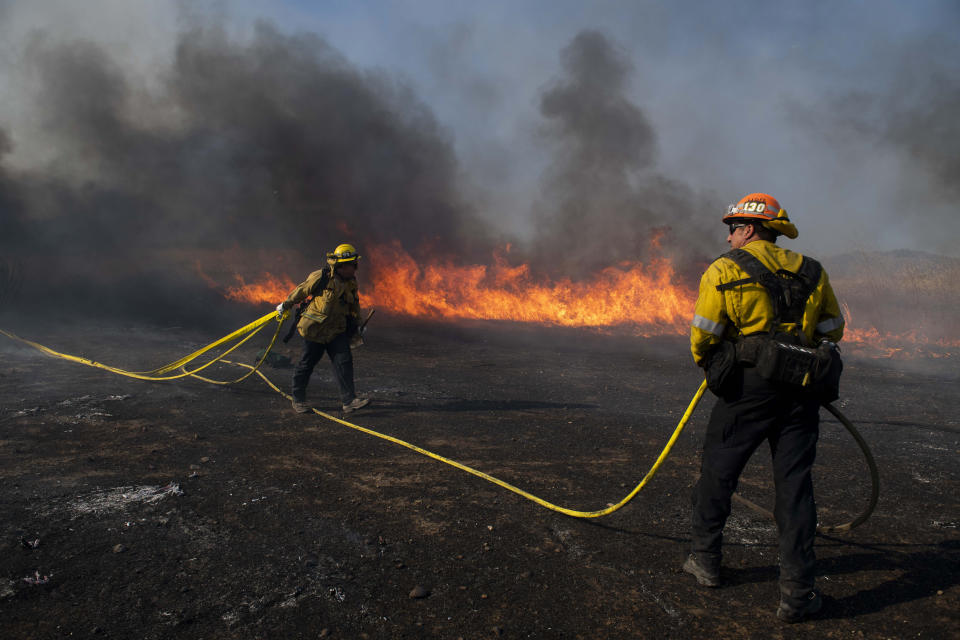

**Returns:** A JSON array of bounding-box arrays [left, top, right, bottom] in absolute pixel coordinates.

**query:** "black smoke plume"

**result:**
[[531, 30, 715, 278], [0, 22, 490, 322], [1, 23, 722, 326]]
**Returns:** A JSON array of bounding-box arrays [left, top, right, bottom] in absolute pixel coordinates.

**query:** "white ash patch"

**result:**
[[550, 524, 587, 559], [57, 394, 132, 408], [724, 513, 774, 545], [56, 482, 183, 517]]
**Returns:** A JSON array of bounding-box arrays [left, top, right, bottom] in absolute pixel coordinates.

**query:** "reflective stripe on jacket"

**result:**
[[284, 268, 361, 344], [690, 240, 844, 366]]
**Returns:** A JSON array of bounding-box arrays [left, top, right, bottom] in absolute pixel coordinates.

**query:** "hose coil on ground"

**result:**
[[732, 402, 879, 534]]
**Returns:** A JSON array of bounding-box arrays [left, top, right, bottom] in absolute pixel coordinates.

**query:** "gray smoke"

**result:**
[[788, 23, 960, 256], [831, 35, 960, 198], [848, 74, 960, 208], [1, 20, 723, 324], [0, 21, 490, 321], [531, 31, 714, 277], [783, 22, 960, 345]]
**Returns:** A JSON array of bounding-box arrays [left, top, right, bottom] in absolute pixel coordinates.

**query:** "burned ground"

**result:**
[[1, 313, 958, 639]]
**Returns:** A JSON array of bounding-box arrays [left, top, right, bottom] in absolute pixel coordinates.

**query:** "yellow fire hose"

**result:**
[[0, 312, 878, 529], [0, 311, 281, 382]]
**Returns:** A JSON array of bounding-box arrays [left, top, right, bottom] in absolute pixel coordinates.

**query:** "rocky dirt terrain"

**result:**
[[1, 313, 958, 639]]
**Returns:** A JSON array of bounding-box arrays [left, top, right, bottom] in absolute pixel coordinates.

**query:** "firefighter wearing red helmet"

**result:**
[[276, 243, 370, 415], [684, 193, 844, 623]]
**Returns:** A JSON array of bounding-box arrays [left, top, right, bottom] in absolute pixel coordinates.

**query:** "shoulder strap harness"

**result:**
[[308, 266, 333, 296], [715, 248, 822, 335]]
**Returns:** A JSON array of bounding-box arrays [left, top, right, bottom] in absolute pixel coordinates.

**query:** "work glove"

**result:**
[[276, 302, 289, 319]]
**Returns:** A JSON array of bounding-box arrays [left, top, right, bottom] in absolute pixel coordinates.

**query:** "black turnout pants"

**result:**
[[291, 332, 356, 405], [691, 367, 820, 604]]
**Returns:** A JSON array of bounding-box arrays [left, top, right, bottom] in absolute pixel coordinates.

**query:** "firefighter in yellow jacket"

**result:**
[[277, 244, 370, 415], [684, 193, 844, 623]]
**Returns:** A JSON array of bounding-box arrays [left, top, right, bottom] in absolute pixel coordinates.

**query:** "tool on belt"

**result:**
[[349, 309, 376, 349]]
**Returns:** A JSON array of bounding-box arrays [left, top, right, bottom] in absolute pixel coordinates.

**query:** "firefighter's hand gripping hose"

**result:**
[[0, 312, 877, 528]]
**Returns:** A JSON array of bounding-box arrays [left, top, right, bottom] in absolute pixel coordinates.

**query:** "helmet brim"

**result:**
[[721, 213, 772, 224]]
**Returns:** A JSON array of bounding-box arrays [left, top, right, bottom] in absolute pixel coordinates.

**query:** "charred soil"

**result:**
[[1, 314, 958, 639]]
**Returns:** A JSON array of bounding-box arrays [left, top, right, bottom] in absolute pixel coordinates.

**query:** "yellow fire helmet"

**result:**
[[327, 243, 361, 265], [723, 192, 798, 239]]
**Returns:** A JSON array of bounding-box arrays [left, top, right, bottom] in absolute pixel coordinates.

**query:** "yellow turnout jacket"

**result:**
[[690, 240, 844, 366], [284, 268, 361, 344]]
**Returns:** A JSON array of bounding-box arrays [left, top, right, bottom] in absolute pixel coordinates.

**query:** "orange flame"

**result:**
[[211, 243, 694, 335], [204, 242, 958, 359], [363, 242, 693, 334], [842, 327, 959, 358], [840, 302, 959, 358], [222, 272, 296, 305]]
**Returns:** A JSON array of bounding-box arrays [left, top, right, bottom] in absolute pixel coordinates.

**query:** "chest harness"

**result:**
[[712, 249, 840, 398]]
